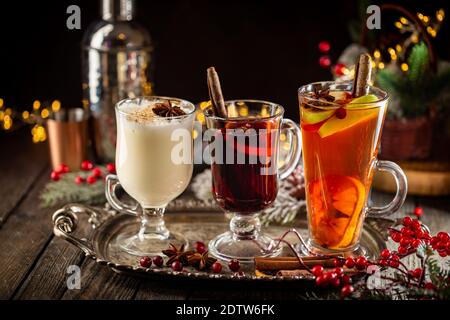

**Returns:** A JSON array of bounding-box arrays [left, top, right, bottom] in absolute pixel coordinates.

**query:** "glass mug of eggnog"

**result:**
[[105, 96, 196, 256]]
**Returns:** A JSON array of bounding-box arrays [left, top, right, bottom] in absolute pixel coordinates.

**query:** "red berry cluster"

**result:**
[[139, 255, 164, 268], [50, 160, 116, 184], [307, 209, 449, 298], [140, 241, 225, 274], [311, 255, 373, 298], [430, 231, 450, 258], [408, 267, 423, 279], [78, 160, 102, 185], [377, 249, 400, 267], [50, 163, 70, 181], [390, 212, 450, 258], [76, 161, 116, 185], [311, 263, 354, 298]]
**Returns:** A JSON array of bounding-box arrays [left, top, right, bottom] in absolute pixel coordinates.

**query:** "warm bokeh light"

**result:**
[[31, 125, 47, 143], [427, 26, 437, 37], [51, 100, 61, 112], [41, 108, 49, 119], [401, 63, 409, 72], [33, 100, 41, 110], [373, 50, 381, 59], [3, 115, 12, 130], [437, 9, 445, 22]]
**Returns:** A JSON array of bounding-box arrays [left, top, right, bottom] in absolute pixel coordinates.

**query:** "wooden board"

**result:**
[[373, 161, 450, 196]]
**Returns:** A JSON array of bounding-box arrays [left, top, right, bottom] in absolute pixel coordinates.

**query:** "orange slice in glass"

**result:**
[[308, 175, 366, 248], [330, 176, 365, 217]]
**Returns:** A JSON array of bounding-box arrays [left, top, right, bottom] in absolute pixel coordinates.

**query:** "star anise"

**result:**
[[314, 86, 335, 102], [152, 100, 186, 117], [309, 84, 335, 105], [187, 250, 217, 271], [162, 243, 194, 266]]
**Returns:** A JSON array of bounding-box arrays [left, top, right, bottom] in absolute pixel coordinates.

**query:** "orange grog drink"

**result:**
[[299, 82, 407, 253]]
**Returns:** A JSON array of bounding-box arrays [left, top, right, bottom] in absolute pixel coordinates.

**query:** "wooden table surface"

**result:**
[[1, 128, 449, 300]]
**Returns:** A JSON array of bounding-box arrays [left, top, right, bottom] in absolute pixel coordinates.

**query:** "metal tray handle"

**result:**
[[52, 203, 109, 257]]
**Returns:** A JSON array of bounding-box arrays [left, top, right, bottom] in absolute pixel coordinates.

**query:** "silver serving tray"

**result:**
[[52, 203, 394, 282]]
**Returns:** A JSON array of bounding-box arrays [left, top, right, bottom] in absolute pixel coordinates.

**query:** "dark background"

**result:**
[[0, 0, 449, 120]]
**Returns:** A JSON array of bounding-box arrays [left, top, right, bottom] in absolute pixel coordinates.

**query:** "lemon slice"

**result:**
[[301, 108, 335, 124], [317, 94, 379, 138], [345, 94, 378, 109]]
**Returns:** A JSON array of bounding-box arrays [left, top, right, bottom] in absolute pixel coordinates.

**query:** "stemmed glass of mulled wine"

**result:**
[[204, 100, 302, 263]]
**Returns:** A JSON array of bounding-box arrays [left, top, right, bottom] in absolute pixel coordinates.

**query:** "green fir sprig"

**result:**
[[40, 166, 107, 207], [376, 42, 450, 118]]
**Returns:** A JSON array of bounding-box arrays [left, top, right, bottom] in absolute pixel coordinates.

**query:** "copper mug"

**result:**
[[47, 108, 89, 171]]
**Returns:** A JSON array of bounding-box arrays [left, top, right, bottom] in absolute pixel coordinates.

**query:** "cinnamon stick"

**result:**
[[207, 67, 228, 118], [352, 53, 372, 97], [254, 256, 336, 271]]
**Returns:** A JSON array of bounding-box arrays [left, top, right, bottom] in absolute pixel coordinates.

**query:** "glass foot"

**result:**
[[298, 239, 367, 258], [116, 231, 188, 256], [208, 231, 282, 264]]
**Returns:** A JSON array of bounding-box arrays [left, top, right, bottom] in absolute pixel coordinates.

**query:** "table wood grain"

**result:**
[[0, 128, 449, 300]]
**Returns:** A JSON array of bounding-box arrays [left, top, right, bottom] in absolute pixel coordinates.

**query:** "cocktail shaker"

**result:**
[[82, 0, 154, 162]]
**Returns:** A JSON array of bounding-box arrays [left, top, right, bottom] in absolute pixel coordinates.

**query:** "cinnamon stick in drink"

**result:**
[[352, 53, 373, 97], [207, 67, 228, 118]]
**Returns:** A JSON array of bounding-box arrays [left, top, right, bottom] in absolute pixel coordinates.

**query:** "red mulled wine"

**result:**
[[210, 120, 279, 213]]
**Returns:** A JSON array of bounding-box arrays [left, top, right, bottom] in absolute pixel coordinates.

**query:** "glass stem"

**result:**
[[230, 214, 261, 240], [138, 206, 169, 240]]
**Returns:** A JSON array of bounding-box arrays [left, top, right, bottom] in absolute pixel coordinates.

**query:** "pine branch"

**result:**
[[40, 167, 107, 207], [375, 42, 450, 118], [407, 42, 429, 83]]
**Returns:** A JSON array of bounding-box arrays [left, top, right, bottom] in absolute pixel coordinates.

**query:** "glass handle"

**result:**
[[278, 118, 302, 180], [105, 174, 139, 215], [367, 160, 408, 217]]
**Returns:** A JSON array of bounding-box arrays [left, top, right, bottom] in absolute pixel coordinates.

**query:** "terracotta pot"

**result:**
[[380, 117, 433, 160]]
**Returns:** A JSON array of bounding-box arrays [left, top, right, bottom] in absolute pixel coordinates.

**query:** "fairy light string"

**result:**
[[0, 98, 64, 143]]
